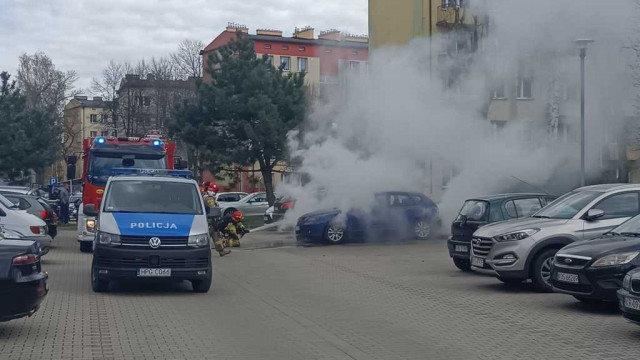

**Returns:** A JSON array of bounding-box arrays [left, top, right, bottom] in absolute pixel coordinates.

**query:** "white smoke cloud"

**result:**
[[280, 0, 637, 231]]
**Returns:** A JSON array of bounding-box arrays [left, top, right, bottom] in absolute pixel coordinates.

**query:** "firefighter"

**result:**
[[203, 183, 219, 210], [225, 210, 249, 247], [202, 182, 229, 257]]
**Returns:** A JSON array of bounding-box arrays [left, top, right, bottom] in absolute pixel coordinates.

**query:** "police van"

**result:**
[[91, 169, 212, 293]]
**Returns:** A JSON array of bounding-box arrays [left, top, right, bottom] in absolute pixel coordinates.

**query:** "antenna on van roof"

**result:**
[[510, 176, 551, 195]]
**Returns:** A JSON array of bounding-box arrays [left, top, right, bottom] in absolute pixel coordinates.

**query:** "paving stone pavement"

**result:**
[[1, 229, 639, 360]]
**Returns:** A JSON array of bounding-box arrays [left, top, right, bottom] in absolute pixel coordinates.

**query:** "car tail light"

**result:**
[[281, 201, 293, 210], [40, 210, 48, 220], [12, 254, 39, 266]]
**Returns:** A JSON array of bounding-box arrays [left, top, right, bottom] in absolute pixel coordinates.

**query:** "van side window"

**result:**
[[593, 192, 640, 220]]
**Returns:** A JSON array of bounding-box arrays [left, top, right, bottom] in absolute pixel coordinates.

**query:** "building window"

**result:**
[[299, 46, 306, 51], [90, 114, 98, 123], [101, 131, 109, 137], [267, 55, 274, 65], [264, 44, 271, 49], [517, 77, 533, 99], [349, 61, 360, 72], [280, 56, 291, 71], [102, 114, 109, 123], [492, 84, 506, 99], [352, 50, 358, 56], [282, 45, 289, 50], [144, 96, 151, 106], [111, 130, 118, 137], [90, 131, 97, 137], [298, 58, 308, 73]]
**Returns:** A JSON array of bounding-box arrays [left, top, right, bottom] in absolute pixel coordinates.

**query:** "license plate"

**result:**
[[455, 245, 468, 253], [137, 268, 171, 277], [624, 297, 640, 311], [471, 257, 484, 267], [555, 272, 579, 284]]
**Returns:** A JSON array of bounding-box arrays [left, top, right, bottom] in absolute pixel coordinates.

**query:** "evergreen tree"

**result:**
[[0, 72, 59, 179]]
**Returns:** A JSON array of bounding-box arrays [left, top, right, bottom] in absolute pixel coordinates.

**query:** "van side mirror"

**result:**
[[585, 209, 605, 221], [84, 204, 98, 217], [208, 207, 221, 220]]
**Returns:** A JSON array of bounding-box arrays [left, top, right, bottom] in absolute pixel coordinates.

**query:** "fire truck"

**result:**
[[77, 133, 180, 252]]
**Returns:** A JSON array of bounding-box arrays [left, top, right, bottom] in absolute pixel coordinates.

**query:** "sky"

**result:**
[[0, 0, 368, 91]]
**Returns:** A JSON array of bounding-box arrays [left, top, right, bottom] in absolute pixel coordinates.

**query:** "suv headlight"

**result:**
[[494, 229, 539, 242], [591, 252, 639, 268], [623, 274, 632, 290], [97, 231, 121, 246], [188, 233, 209, 248]]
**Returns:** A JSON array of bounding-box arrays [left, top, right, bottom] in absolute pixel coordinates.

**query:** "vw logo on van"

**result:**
[[149, 237, 161, 249]]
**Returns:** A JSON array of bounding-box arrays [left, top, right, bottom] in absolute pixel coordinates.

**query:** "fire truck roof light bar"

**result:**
[[94, 137, 107, 146], [152, 139, 164, 147], [110, 168, 192, 178]]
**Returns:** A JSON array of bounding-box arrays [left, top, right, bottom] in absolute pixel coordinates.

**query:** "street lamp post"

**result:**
[[573, 39, 594, 187]]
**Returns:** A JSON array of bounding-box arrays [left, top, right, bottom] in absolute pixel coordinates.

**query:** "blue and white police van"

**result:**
[[91, 169, 212, 293]]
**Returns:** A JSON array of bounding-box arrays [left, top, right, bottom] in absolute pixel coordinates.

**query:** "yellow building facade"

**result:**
[[368, 0, 439, 49]]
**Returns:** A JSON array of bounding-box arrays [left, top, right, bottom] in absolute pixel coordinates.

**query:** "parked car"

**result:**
[[471, 184, 640, 292], [0, 186, 46, 198], [1, 192, 58, 239], [219, 192, 269, 218], [295, 192, 440, 244], [618, 268, 640, 324], [550, 215, 640, 302], [216, 192, 248, 203], [264, 195, 294, 224], [448, 193, 557, 272], [69, 194, 82, 220], [0, 194, 51, 255], [0, 235, 48, 322]]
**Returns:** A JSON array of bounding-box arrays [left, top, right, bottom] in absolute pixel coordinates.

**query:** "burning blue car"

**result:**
[[295, 192, 440, 244]]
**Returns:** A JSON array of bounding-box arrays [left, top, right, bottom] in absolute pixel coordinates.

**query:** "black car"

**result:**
[[447, 193, 557, 271], [551, 215, 640, 302], [265, 196, 294, 224], [0, 237, 48, 322], [618, 268, 640, 324]]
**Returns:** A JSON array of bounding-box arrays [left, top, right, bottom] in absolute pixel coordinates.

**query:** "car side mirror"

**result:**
[[84, 204, 98, 217], [585, 208, 605, 221], [208, 207, 221, 220]]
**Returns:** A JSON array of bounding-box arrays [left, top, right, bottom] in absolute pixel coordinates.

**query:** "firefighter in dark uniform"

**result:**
[[225, 211, 249, 247]]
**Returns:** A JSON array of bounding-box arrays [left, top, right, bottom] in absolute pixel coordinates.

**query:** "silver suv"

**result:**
[[471, 184, 640, 292]]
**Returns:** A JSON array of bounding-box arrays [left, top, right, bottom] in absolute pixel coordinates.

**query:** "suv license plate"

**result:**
[[455, 245, 468, 253], [556, 272, 579, 284], [137, 268, 171, 277], [471, 257, 484, 268], [624, 297, 640, 311]]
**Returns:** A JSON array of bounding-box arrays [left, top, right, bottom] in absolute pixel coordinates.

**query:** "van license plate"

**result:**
[[137, 268, 171, 277], [556, 272, 579, 284], [624, 297, 640, 311], [455, 245, 468, 253], [471, 257, 484, 267]]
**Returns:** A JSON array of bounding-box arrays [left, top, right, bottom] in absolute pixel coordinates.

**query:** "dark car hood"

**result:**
[[558, 236, 640, 259], [0, 239, 37, 280]]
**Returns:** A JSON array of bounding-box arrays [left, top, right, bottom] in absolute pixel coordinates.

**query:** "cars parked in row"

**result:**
[[219, 192, 269, 218], [618, 267, 640, 324], [471, 184, 640, 292], [448, 193, 557, 272], [0, 194, 51, 256], [0, 233, 48, 322], [550, 214, 640, 303], [1, 192, 58, 239], [216, 192, 248, 203], [264, 195, 294, 224], [296, 192, 440, 244]]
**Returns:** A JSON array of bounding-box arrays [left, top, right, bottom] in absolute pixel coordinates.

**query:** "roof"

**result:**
[[468, 193, 553, 202], [247, 34, 368, 49], [577, 183, 640, 192], [67, 98, 111, 109]]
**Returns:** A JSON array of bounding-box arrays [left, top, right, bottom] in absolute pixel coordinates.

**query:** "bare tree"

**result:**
[[171, 39, 204, 79], [150, 56, 177, 80], [91, 60, 128, 132]]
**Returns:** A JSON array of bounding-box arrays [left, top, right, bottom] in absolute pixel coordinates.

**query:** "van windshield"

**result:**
[[104, 181, 203, 215], [532, 190, 601, 219], [456, 200, 489, 222]]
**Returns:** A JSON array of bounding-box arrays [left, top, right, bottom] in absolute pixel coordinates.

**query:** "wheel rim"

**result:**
[[540, 257, 553, 285], [327, 225, 345, 242], [414, 221, 431, 239]]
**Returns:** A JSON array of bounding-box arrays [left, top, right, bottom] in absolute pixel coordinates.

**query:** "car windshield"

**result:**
[[612, 214, 640, 235], [88, 155, 166, 186], [457, 200, 489, 222], [104, 180, 202, 214], [0, 194, 19, 209], [532, 190, 602, 219]]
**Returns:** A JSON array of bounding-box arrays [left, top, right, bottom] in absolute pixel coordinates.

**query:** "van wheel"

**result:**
[[80, 242, 92, 253], [453, 258, 471, 272], [91, 262, 109, 293], [192, 263, 212, 293], [531, 249, 557, 293]]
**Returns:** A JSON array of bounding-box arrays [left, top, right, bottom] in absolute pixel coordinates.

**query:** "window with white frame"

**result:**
[[492, 83, 506, 99], [90, 114, 98, 123], [280, 56, 291, 71], [517, 77, 533, 99], [298, 57, 307, 73], [90, 131, 97, 137]]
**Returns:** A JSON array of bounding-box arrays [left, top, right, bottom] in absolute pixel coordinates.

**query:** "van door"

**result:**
[[581, 192, 640, 240]]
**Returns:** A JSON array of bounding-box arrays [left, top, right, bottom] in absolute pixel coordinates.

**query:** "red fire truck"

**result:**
[[77, 133, 178, 252]]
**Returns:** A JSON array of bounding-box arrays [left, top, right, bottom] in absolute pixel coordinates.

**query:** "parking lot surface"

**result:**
[[1, 230, 639, 360]]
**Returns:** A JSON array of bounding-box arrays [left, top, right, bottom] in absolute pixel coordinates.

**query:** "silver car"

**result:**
[[471, 184, 640, 292], [219, 192, 269, 218]]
